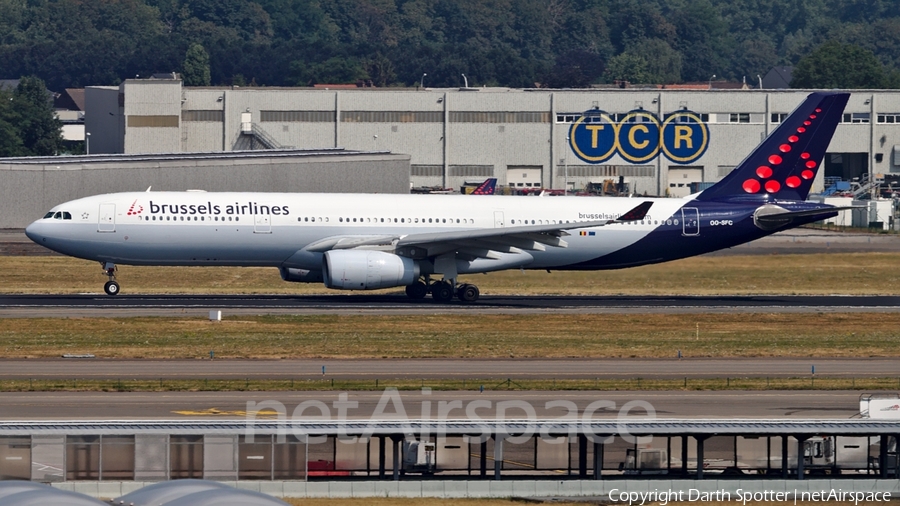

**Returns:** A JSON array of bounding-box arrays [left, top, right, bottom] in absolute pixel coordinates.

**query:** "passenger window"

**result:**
[[235, 217, 239, 222], [201, 217, 205, 221]]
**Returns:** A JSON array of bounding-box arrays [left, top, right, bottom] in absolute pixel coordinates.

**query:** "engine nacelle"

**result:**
[[323, 250, 419, 290], [279, 267, 324, 283]]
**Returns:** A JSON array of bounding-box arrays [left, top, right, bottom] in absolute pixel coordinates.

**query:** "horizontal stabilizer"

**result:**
[[754, 205, 859, 231]]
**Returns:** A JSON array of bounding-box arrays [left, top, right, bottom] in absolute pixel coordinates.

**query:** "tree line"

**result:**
[[1, 0, 899, 92]]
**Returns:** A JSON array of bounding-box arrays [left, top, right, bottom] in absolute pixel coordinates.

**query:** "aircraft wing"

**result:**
[[303, 201, 652, 260]]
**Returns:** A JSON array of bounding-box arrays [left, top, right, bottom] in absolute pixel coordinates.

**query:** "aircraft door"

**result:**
[[98, 203, 116, 232], [254, 211, 272, 234], [494, 211, 504, 228], [681, 207, 699, 236]]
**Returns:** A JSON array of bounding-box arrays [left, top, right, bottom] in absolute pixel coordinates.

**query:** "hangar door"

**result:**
[[507, 166, 543, 192], [668, 166, 702, 198]]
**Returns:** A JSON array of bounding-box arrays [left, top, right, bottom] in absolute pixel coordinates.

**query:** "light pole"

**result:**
[[373, 134, 378, 151], [85, 132, 90, 155], [757, 74, 763, 90], [708, 74, 716, 90], [564, 135, 569, 195], [461, 74, 468, 88], [420, 73, 427, 89]]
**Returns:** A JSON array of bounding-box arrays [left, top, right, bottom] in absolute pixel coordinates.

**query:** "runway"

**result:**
[[0, 390, 865, 420], [2, 293, 900, 317], [0, 358, 896, 380]]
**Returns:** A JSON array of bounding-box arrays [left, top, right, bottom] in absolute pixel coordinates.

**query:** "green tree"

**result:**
[[629, 38, 682, 84], [290, 57, 368, 86], [182, 43, 212, 86], [0, 77, 61, 157], [0, 87, 26, 157], [791, 40, 887, 88], [11, 76, 62, 156], [603, 52, 650, 84]]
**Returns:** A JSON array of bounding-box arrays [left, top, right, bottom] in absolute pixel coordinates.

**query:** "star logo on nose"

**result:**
[[81, 213, 90, 220]]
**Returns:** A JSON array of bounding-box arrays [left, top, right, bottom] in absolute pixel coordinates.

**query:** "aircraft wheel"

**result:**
[[457, 283, 480, 303], [103, 280, 120, 296], [405, 281, 428, 299], [432, 282, 455, 303]]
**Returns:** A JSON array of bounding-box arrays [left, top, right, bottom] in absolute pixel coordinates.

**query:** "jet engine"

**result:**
[[323, 250, 419, 290]]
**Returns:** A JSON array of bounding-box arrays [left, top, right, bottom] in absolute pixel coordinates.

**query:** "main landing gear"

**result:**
[[102, 262, 120, 296], [404, 277, 480, 303]]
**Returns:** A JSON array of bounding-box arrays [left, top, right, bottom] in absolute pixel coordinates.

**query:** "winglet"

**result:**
[[615, 201, 653, 222]]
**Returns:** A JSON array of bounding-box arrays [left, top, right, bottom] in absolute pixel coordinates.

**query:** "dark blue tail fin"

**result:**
[[472, 178, 497, 195], [696, 92, 850, 202]]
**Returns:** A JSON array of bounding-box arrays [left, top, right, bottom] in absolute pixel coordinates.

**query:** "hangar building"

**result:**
[[85, 77, 900, 198], [0, 150, 409, 229]]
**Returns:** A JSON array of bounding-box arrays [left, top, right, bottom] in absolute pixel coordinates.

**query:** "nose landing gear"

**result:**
[[102, 262, 120, 296]]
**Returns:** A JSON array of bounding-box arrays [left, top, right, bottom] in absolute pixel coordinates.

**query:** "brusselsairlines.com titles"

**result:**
[[148, 201, 291, 217]]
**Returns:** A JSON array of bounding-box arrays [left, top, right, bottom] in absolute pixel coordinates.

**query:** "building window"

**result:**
[[341, 111, 442, 123], [729, 113, 750, 123], [877, 114, 900, 124], [771, 113, 788, 123], [170, 435, 203, 479], [66, 435, 135, 481], [842, 113, 870, 124], [451, 111, 550, 123]]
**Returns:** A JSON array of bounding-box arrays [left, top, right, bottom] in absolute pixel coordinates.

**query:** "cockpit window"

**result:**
[[62, 212, 72, 220], [53, 212, 62, 219], [43, 212, 54, 219]]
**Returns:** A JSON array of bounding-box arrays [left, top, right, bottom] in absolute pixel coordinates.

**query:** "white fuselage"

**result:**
[[26, 191, 691, 271]]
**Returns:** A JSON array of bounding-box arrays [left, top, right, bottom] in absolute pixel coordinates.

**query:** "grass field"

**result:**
[[3, 376, 898, 393], [282, 500, 590, 506], [0, 312, 898, 359], [2, 253, 900, 296], [281, 500, 883, 506]]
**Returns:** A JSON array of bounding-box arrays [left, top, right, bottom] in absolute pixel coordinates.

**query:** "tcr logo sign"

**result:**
[[568, 109, 709, 164]]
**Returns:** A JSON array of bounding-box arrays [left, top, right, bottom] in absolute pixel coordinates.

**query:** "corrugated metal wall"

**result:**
[[0, 152, 410, 229]]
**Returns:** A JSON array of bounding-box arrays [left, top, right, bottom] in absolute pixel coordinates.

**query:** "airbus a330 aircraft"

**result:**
[[26, 92, 850, 302]]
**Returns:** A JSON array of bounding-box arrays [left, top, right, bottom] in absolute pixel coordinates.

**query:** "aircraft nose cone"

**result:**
[[25, 220, 44, 243]]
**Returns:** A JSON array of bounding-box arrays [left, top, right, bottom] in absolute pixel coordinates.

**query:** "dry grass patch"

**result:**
[[3, 377, 899, 393], [2, 253, 900, 295], [284, 500, 588, 506], [282, 500, 882, 506], [1, 313, 898, 359]]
